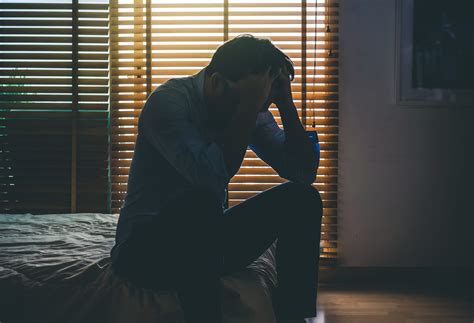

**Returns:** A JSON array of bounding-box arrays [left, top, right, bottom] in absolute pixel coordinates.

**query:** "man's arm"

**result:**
[[213, 67, 278, 177], [139, 89, 231, 197], [249, 69, 318, 184], [213, 100, 261, 178], [278, 100, 318, 175], [249, 110, 318, 184]]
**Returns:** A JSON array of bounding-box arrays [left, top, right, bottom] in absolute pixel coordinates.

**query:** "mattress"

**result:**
[[0, 213, 278, 323]]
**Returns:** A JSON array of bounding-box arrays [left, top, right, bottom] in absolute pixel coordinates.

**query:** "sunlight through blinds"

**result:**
[[227, 0, 338, 266], [110, 0, 338, 266]]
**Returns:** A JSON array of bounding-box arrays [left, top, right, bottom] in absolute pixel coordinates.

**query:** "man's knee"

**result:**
[[281, 182, 323, 219], [282, 182, 323, 210]]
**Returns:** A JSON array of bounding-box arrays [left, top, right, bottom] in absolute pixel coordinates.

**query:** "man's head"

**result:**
[[203, 35, 294, 126], [205, 34, 294, 83]]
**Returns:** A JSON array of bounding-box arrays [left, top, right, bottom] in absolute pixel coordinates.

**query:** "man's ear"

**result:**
[[210, 72, 228, 97]]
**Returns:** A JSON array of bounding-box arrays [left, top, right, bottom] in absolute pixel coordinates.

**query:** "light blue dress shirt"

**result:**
[[112, 67, 316, 261]]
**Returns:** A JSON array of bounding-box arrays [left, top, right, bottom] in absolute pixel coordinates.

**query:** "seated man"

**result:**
[[110, 34, 323, 323]]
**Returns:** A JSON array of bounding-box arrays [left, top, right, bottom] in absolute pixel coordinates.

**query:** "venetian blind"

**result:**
[[0, 2, 110, 213], [110, 0, 338, 266]]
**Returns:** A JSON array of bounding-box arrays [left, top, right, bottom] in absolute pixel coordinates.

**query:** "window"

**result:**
[[109, 0, 338, 266], [0, 1, 109, 213], [0, 0, 337, 265]]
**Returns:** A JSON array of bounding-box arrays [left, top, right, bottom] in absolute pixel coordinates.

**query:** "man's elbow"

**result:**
[[281, 167, 316, 186], [298, 169, 317, 185]]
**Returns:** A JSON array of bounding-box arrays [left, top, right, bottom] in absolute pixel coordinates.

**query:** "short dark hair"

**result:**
[[205, 34, 295, 82]]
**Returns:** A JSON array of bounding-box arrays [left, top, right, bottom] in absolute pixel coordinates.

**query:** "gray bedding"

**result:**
[[0, 213, 278, 323]]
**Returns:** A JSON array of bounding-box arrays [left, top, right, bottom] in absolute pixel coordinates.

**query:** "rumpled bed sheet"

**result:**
[[0, 213, 278, 323]]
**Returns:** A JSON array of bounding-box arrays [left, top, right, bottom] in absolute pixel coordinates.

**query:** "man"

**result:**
[[110, 34, 323, 323]]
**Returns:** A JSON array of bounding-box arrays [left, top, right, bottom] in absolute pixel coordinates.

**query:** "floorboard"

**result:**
[[310, 283, 472, 323]]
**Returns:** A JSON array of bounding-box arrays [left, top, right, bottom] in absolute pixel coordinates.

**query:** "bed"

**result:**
[[0, 213, 279, 323]]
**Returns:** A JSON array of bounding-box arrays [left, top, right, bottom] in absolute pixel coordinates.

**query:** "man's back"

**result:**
[[112, 63, 316, 265], [112, 69, 220, 261]]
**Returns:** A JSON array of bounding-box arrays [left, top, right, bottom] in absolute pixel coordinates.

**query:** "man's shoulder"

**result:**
[[151, 74, 194, 98], [140, 73, 202, 125]]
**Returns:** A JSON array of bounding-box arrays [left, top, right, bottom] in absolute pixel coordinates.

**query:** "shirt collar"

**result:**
[[192, 66, 206, 105], [191, 66, 209, 124]]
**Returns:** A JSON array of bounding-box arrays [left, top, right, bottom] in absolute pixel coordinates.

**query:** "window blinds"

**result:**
[[227, 0, 338, 266], [110, 0, 338, 265], [0, 2, 110, 213]]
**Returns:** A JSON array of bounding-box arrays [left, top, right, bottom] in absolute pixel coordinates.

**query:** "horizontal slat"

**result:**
[[108, 108, 337, 120], [109, 26, 333, 34], [1, 44, 108, 51], [111, 174, 336, 186], [1, 77, 108, 86], [0, 3, 107, 10], [0, 11, 107, 20], [0, 85, 108, 94], [0, 36, 108, 44], [109, 51, 337, 62], [109, 77, 339, 87], [1, 94, 108, 102], [107, 91, 336, 102], [110, 17, 338, 26], [1, 28, 108, 36], [4, 69, 108, 77], [110, 148, 337, 159], [109, 182, 337, 196], [1, 20, 108, 28], [0, 62, 108, 69], [0, 53, 108, 61], [111, 3, 337, 9], [110, 156, 337, 168], [111, 10, 338, 18], [110, 132, 338, 145], [110, 1, 338, 9], [1, 103, 108, 112], [109, 42, 337, 52]]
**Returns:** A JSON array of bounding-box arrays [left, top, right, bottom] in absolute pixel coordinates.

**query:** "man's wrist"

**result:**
[[276, 99, 295, 109], [277, 100, 298, 118]]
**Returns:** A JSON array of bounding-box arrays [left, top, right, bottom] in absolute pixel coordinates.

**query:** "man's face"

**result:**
[[262, 78, 281, 112], [261, 65, 290, 111], [209, 67, 287, 128], [225, 67, 286, 112]]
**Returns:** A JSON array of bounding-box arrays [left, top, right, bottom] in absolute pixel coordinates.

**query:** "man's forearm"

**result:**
[[278, 101, 317, 170], [214, 102, 260, 177]]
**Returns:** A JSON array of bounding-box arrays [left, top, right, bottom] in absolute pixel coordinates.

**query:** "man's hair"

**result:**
[[205, 34, 295, 82]]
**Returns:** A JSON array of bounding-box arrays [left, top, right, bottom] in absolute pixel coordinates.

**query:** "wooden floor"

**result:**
[[310, 284, 472, 323]]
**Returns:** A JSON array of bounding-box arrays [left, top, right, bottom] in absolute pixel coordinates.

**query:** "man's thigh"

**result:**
[[114, 215, 190, 289], [221, 182, 295, 274], [115, 189, 223, 289]]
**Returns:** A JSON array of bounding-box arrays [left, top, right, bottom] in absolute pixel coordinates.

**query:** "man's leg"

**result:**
[[112, 188, 225, 323], [221, 182, 323, 320]]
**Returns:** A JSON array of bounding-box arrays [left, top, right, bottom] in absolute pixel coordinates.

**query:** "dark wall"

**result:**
[[338, 0, 473, 267]]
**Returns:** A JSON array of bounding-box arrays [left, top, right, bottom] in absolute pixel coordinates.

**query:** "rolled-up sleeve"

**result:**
[[249, 110, 317, 185], [139, 89, 231, 197]]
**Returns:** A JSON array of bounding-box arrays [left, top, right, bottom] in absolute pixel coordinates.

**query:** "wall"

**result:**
[[337, 0, 473, 267]]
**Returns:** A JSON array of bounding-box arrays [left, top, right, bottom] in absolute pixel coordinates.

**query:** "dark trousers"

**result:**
[[111, 182, 323, 323]]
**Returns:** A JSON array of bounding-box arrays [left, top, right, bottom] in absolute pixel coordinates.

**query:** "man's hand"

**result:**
[[270, 67, 293, 108], [213, 67, 279, 178], [230, 66, 279, 114]]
